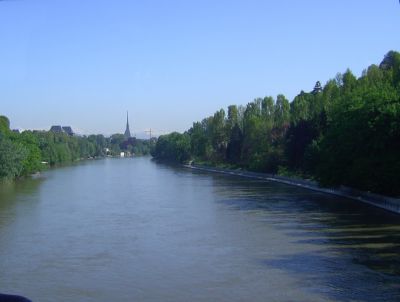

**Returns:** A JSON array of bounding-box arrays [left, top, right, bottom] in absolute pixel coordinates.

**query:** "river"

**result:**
[[0, 157, 399, 302]]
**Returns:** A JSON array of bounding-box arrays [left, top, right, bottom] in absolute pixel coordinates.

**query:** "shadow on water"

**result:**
[[192, 171, 400, 302], [0, 176, 44, 227], [0, 176, 44, 204], [261, 251, 400, 302]]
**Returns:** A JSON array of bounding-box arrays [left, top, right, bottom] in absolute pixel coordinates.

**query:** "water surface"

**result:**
[[0, 158, 399, 302]]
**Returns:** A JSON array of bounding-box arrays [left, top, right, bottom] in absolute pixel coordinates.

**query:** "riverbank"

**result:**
[[184, 163, 400, 215]]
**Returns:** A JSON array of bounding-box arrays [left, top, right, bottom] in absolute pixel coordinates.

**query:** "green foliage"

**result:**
[[0, 116, 10, 134], [285, 112, 326, 174], [226, 124, 242, 164], [274, 94, 290, 127], [311, 51, 400, 195], [188, 121, 211, 159], [108, 133, 125, 154], [107, 134, 152, 156], [290, 92, 310, 123], [316, 96, 400, 195], [88, 134, 106, 156], [0, 114, 155, 181], [0, 118, 113, 180], [152, 132, 191, 163], [209, 109, 228, 161], [15, 131, 42, 175], [3, 50, 398, 197], [0, 135, 28, 180], [33, 131, 102, 165], [241, 99, 272, 169], [151, 50, 400, 196]]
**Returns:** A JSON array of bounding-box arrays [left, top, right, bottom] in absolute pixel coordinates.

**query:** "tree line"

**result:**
[[151, 51, 400, 197], [0, 117, 152, 181]]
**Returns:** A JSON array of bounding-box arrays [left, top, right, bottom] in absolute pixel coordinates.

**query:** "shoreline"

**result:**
[[184, 163, 400, 215]]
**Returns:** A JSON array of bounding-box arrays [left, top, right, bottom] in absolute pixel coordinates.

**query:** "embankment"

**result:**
[[184, 164, 400, 215]]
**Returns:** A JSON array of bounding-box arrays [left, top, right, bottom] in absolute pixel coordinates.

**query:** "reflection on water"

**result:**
[[0, 158, 399, 302], [0, 177, 44, 230], [209, 176, 400, 301]]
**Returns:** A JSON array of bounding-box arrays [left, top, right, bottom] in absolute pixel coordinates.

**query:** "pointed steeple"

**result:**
[[124, 111, 131, 139]]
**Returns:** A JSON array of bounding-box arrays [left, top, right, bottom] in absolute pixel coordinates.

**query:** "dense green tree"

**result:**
[[290, 92, 311, 124], [0, 116, 10, 134], [152, 132, 191, 162], [285, 112, 326, 174], [314, 52, 400, 195], [225, 105, 243, 164], [274, 94, 290, 127], [261, 96, 275, 122], [188, 121, 211, 159], [226, 124, 242, 164], [379, 50, 400, 85], [241, 100, 263, 167], [16, 131, 42, 175], [240, 97, 280, 171], [0, 114, 155, 181], [151, 50, 400, 196], [88, 134, 106, 156], [209, 109, 228, 161], [109, 134, 125, 154], [0, 135, 27, 180], [321, 79, 340, 114], [227, 105, 239, 130]]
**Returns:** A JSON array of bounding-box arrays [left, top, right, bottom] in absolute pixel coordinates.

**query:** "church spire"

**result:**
[[124, 111, 131, 139]]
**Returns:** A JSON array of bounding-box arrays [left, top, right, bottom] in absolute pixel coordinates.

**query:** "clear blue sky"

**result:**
[[1, 0, 399, 137]]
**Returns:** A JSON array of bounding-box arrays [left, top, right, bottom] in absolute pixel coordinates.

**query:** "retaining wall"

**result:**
[[185, 164, 400, 215]]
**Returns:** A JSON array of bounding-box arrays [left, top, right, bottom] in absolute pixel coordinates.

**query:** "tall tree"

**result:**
[[274, 94, 290, 128]]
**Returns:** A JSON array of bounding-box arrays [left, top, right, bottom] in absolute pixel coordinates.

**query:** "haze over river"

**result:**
[[0, 158, 399, 302]]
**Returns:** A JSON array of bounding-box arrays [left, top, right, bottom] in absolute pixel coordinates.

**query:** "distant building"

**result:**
[[50, 125, 63, 133], [62, 126, 74, 136], [312, 81, 323, 94], [124, 111, 131, 139], [50, 125, 74, 136]]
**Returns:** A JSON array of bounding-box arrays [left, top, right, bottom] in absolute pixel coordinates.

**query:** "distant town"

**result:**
[[0, 112, 156, 181], [10, 111, 162, 141]]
